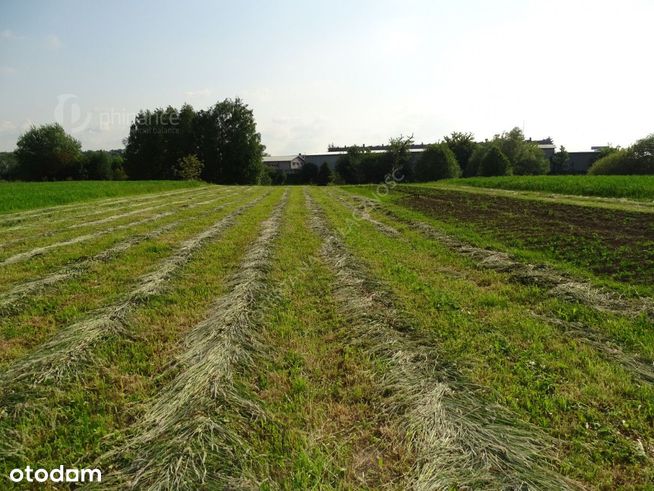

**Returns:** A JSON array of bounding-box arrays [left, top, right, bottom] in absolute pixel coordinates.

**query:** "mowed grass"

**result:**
[[0, 183, 652, 489], [0, 180, 204, 214], [436, 175, 654, 200], [319, 188, 654, 487]]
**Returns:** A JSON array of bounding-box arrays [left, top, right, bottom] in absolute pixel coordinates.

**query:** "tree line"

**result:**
[[2, 102, 652, 182], [1, 98, 266, 183]]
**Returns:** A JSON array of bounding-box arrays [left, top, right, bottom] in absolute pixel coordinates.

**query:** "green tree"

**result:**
[[82, 151, 114, 180], [492, 127, 549, 175], [173, 154, 204, 180], [465, 142, 490, 177], [444, 132, 476, 172], [298, 162, 319, 184], [0, 152, 18, 180], [550, 146, 571, 174], [589, 135, 654, 175], [335, 145, 367, 184], [387, 135, 414, 181], [479, 145, 511, 176], [316, 162, 333, 186], [196, 98, 264, 184], [414, 143, 460, 181], [15, 124, 82, 180]]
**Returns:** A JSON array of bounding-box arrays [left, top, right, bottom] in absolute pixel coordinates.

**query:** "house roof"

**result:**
[[262, 155, 304, 163]]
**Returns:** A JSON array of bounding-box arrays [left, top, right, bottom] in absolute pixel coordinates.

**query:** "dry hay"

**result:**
[[100, 191, 289, 490], [0, 198, 239, 313], [305, 190, 577, 490], [0, 193, 268, 385]]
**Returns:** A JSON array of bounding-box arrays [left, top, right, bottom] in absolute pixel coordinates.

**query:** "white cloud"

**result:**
[[45, 34, 63, 50], [185, 88, 211, 97], [0, 66, 16, 76]]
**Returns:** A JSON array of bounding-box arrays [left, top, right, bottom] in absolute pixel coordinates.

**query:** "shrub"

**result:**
[[414, 143, 460, 181], [589, 134, 654, 175], [173, 154, 204, 180], [479, 145, 511, 176], [316, 162, 334, 186]]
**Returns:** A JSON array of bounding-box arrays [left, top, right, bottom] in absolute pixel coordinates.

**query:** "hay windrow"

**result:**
[[100, 191, 288, 490], [0, 185, 208, 228], [305, 190, 577, 490], [338, 190, 654, 319], [334, 190, 654, 384], [332, 193, 400, 237], [0, 211, 176, 266], [0, 187, 224, 245], [0, 193, 268, 385], [0, 198, 238, 313]]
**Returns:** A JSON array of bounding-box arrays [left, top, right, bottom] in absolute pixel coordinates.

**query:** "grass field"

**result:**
[[436, 175, 654, 200], [0, 183, 652, 489], [0, 180, 203, 214]]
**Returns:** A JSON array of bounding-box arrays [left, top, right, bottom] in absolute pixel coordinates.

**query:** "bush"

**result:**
[[81, 151, 114, 180], [414, 143, 460, 181], [298, 162, 319, 184], [14, 123, 82, 180], [589, 134, 654, 175], [173, 154, 204, 180], [316, 162, 334, 186], [479, 145, 511, 176]]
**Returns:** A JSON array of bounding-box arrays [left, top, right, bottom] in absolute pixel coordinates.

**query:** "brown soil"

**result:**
[[399, 189, 654, 286]]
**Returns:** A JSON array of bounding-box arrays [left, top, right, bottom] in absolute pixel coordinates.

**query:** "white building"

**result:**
[[263, 155, 305, 173]]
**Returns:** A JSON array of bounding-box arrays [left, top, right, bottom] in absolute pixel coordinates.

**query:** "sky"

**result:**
[[1, 0, 653, 154]]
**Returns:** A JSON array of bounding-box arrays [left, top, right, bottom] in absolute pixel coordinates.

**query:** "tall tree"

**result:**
[[492, 127, 549, 175], [15, 123, 82, 180], [316, 162, 334, 186], [550, 146, 571, 174], [443, 132, 476, 172], [196, 98, 264, 184]]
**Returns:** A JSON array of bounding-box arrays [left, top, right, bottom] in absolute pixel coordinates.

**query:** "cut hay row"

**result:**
[[0, 192, 269, 386], [101, 190, 289, 490], [0, 197, 239, 313], [332, 192, 400, 237], [339, 190, 654, 318], [335, 190, 654, 384], [305, 191, 576, 490], [0, 210, 176, 266], [0, 189, 237, 264], [0, 186, 222, 238], [0, 185, 209, 226]]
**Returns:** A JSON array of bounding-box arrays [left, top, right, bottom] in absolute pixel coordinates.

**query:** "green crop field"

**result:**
[[435, 175, 654, 200], [0, 183, 652, 489], [0, 180, 202, 214]]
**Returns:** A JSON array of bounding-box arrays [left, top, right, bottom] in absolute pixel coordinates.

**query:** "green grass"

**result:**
[[318, 187, 654, 487], [0, 180, 204, 214], [0, 184, 651, 489], [436, 175, 654, 200]]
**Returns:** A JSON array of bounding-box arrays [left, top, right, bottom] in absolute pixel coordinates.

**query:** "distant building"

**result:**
[[263, 155, 305, 173], [568, 150, 601, 174]]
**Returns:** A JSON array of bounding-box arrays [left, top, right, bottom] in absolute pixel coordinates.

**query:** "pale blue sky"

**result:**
[[1, 0, 653, 154]]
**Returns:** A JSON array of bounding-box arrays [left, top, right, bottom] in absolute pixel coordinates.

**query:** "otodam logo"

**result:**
[[8, 466, 102, 484]]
